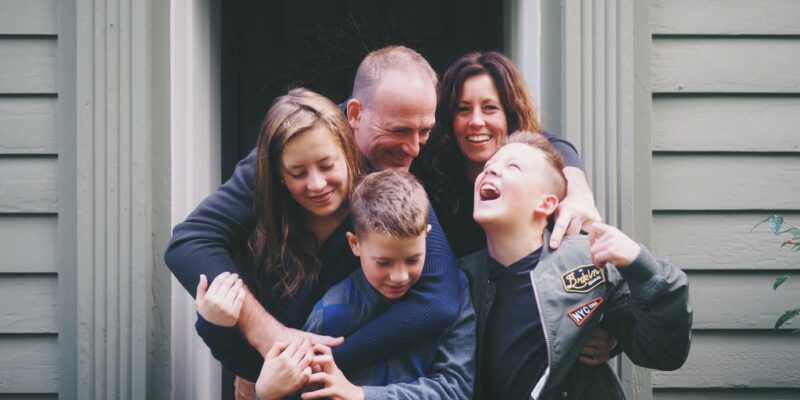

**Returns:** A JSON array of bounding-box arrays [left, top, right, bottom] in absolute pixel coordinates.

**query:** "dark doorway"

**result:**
[[220, 0, 504, 181]]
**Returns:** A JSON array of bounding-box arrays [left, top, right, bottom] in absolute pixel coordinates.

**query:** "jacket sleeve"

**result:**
[[333, 205, 462, 372], [605, 246, 693, 371], [362, 278, 476, 400], [543, 131, 583, 170]]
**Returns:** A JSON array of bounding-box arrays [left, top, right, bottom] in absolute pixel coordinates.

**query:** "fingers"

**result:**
[[224, 278, 244, 305], [196, 274, 208, 301], [565, 216, 584, 236], [206, 272, 230, 294], [578, 355, 605, 366], [266, 341, 288, 359], [550, 213, 570, 249], [313, 343, 333, 357], [301, 384, 333, 400], [307, 332, 344, 347]]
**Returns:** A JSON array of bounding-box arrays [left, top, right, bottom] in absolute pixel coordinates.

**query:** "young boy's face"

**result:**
[[473, 143, 559, 228], [346, 227, 430, 300]]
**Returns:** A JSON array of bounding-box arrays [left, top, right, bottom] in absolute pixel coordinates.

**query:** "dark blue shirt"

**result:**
[[482, 248, 547, 400]]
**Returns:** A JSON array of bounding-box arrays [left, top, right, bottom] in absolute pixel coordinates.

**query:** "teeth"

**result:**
[[479, 183, 500, 201], [467, 135, 491, 143]]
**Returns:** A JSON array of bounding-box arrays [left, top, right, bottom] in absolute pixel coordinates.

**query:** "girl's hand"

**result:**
[[301, 344, 364, 400], [256, 338, 314, 400], [195, 272, 246, 327]]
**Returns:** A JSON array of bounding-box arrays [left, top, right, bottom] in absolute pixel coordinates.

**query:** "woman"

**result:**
[[418, 51, 600, 258]]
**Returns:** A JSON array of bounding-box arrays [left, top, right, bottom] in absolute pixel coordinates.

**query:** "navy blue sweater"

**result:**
[[164, 149, 461, 380]]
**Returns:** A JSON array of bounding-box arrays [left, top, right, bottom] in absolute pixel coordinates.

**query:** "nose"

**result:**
[[307, 170, 326, 192], [390, 266, 409, 283], [468, 110, 485, 128], [485, 163, 501, 177], [402, 134, 421, 158]]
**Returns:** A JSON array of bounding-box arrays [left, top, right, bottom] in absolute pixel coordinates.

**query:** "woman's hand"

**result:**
[[301, 344, 364, 400], [195, 272, 246, 327], [255, 338, 315, 400], [550, 167, 602, 249], [578, 326, 618, 366]]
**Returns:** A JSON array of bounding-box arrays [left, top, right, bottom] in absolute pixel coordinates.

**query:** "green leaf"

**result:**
[[778, 227, 800, 239], [774, 274, 791, 290], [753, 215, 783, 232], [775, 309, 800, 329]]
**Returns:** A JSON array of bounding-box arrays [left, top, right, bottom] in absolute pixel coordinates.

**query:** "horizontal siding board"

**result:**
[[0, 0, 57, 35], [0, 216, 57, 273], [652, 212, 800, 270], [0, 97, 57, 155], [653, 332, 800, 388], [0, 396, 57, 400], [0, 157, 56, 213], [0, 335, 57, 392], [0, 38, 56, 94], [653, 96, 800, 152], [652, 154, 800, 210], [0, 275, 57, 333], [654, 388, 800, 400], [652, 39, 800, 93], [687, 271, 799, 330], [651, 0, 800, 35]]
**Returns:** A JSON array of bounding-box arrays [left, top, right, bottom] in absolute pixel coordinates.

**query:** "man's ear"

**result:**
[[346, 99, 362, 131], [346, 231, 361, 257], [534, 194, 560, 217]]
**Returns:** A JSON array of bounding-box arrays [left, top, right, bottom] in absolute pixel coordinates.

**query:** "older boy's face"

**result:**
[[473, 143, 554, 227], [346, 229, 428, 301]]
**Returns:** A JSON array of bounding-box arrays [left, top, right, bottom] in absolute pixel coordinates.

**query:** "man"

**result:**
[[165, 45, 602, 393]]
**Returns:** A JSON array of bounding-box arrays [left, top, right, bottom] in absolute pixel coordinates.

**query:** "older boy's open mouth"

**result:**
[[479, 183, 500, 201]]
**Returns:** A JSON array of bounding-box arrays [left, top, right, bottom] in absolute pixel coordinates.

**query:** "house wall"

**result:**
[[648, 1, 800, 399], [0, 0, 59, 397]]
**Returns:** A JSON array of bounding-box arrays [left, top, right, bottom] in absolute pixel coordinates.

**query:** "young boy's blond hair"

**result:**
[[350, 169, 429, 238], [506, 130, 568, 201]]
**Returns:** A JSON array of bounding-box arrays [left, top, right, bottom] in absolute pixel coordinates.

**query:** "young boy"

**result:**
[[462, 131, 692, 400], [197, 169, 475, 400]]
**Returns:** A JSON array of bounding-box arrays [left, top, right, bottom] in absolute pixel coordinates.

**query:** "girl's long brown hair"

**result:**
[[247, 88, 364, 298]]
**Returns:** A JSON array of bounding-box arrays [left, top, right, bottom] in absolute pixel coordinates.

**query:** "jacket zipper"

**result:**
[[530, 270, 553, 399]]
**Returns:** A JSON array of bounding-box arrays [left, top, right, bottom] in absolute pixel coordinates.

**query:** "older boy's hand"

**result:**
[[302, 344, 364, 400], [578, 326, 618, 366], [550, 167, 602, 249], [588, 223, 641, 268], [195, 272, 246, 327], [255, 339, 314, 400]]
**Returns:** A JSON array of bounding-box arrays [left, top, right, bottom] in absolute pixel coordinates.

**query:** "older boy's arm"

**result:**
[[333, 206, 461, 372], [361, 281, 476, 400]]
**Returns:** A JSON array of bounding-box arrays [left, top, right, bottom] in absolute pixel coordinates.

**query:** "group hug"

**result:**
[[164, 46, 692, 400]]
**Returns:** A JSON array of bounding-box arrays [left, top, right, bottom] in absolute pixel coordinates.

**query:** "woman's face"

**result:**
[[452, 74, 508, 165], [280, 126, 349, 218]]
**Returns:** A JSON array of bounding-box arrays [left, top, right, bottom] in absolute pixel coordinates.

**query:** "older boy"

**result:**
[[461, 131, 692, 400], [198, 170, 475, 400]]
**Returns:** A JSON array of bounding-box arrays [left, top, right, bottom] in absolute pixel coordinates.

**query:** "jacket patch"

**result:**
[[567, 297, 604, 326], [561, 264, 606, 293]]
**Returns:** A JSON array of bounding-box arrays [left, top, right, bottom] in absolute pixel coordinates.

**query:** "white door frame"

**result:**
[[170, 0, 223, 398]]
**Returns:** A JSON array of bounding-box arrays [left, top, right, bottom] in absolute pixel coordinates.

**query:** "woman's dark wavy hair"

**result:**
[[419, 51, 543, 224], [245, 88, 364, 299]]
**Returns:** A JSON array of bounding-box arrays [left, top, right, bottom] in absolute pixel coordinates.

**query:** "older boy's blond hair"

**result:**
[[506, 131, 567, 200], [351, 169, 429, 238]]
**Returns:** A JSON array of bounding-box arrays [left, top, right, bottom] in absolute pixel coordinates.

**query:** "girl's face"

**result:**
[[452, 74, 509, 166], [280, 126, 349, 218]]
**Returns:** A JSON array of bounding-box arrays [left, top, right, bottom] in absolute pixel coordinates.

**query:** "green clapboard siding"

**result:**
[[652, 38, 800, 93], [653, 96, 800, 152], [651, 0, 800, 35], [0, 96, 57, 154], [0, 335, 58, 393], [653, 332, 800, 389], [0, 157, 57, 213], [0, 215, 57, 273], [0, 38, 56, 94], [0, 0, 57, 35], [0, 275, 57, 333], [0, 395, 57, 400], [652, 154, 800, 210], [654, 388, 800, 400], [652, 212, 800, 271], [687, 271, 799, 330]]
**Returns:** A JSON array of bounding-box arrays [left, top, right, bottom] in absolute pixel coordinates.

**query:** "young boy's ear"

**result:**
[[533, 194, 560, 218], [346, 231, 361, 256]]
